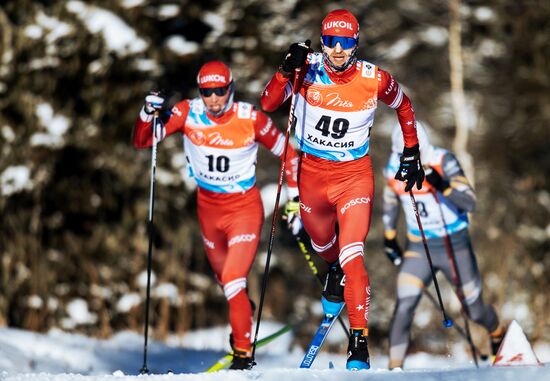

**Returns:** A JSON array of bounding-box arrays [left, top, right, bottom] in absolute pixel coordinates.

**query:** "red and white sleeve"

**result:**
[[132, 100, 190, 148], [260, 71, 294, 112], [378, 69, 419, 148], [253, 109, 299, 198]]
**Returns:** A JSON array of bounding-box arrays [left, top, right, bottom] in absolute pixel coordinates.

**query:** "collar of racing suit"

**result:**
[[206, 103, 235, 123], [322, 58, 359, 84]]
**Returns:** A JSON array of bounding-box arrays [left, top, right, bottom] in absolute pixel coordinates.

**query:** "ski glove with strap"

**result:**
[[395, 144, 425, 192], [144, 91, 166, 141], [425, 167, 449, 193], [144, 91, 165, 115], [384, 237, 403, 266], [283, 197, 302, 236], [280, 40, 313, 74]]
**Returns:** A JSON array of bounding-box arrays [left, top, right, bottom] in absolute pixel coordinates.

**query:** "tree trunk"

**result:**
[[449, 0, 475, 184]]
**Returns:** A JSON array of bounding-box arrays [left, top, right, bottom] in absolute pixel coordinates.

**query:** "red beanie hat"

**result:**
[[321, 9, 359, 39], [196, 61, 233, 88]]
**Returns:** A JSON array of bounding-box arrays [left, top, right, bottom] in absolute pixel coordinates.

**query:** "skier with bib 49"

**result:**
[[383, 122, 504, 369], [133, 61, 299, 370], [261, 9, 424, 370]]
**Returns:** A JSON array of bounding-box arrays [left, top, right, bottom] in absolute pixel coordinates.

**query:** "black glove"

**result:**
[[281, 40, 313, 74], [384, 237, 403, 266], [425, 167, 449, 192], [395, 144, 425, 192]]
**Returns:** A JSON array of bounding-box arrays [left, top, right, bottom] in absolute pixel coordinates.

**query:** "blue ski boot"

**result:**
[[321, 262, 345, 317], [346, 328, 370, 370]]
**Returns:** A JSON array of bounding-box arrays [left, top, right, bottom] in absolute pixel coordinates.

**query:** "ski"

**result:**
[[299, 303, 345, 368], [206, 324, 292, 372]]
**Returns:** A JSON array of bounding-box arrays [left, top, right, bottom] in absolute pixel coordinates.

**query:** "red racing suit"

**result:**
[[133, 99, 298, 352], [261, 53, 419, 329]]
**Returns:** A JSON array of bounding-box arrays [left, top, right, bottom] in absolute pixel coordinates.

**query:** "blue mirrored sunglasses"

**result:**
[[199, 86, 230, 97], [321, 35, 357, 49]]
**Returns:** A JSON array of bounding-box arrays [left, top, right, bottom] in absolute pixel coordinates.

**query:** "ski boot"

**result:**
[[346, 328, 370, 370], [321, 262, 345, 318], [229, 332, 254, 370], [229, 349, 253, 370]]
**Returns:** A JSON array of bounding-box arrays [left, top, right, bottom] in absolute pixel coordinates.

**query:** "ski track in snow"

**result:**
[[0, 324, 547, 381]]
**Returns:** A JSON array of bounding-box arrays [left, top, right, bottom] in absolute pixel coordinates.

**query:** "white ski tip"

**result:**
[[493, 320, 543, 367], [112, 370, 125, 377]]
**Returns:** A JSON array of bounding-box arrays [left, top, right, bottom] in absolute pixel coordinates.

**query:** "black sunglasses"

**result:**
[[199, 86, 230, 97]]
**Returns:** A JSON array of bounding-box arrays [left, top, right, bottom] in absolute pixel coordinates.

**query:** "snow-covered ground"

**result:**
[[0, 321, 547, 381]]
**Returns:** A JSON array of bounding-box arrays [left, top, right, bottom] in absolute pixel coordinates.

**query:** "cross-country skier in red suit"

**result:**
[[261, 9, 425, 370], [133, 61, 299, 370]]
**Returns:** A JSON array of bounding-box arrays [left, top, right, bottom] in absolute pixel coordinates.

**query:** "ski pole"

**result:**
[[294, 232, 349, 336], [422, 288, 488, 360], [408, 190, 453, 328], [140, 112, 160, 375], [251, 58, 306, 366], [432, 190, 479, 367]]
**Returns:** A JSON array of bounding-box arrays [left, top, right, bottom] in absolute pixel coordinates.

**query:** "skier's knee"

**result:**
[[396, 296, 418, 317], [222, 277, 247, 301], [341, 255, 368, 285], [396, 272, 423, 299], [312, 235, 339, 262], [464, 298, 487, 324]]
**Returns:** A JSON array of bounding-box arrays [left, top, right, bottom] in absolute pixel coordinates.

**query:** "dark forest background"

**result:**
[[0, 0, 549, 358]]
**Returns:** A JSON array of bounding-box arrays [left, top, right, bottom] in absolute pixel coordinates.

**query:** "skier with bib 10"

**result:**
[[133, 61, 299, 370], [261, 9, 425, 370]]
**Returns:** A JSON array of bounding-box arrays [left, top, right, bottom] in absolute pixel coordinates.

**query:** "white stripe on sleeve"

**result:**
[[270, 134, 285, 156], [389, 87, 404, 109], [140, 107, 153, 122]]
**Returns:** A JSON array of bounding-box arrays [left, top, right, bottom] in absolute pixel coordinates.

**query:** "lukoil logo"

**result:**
[[340, 197, 371, 214], [199, 74, 226, 84], [259, 119, 273, 136], [324, 20, 354, 31]]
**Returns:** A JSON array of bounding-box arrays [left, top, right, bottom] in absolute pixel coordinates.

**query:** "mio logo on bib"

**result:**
[[325, 92, 353, 108], [208, 131, 234, 146]]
